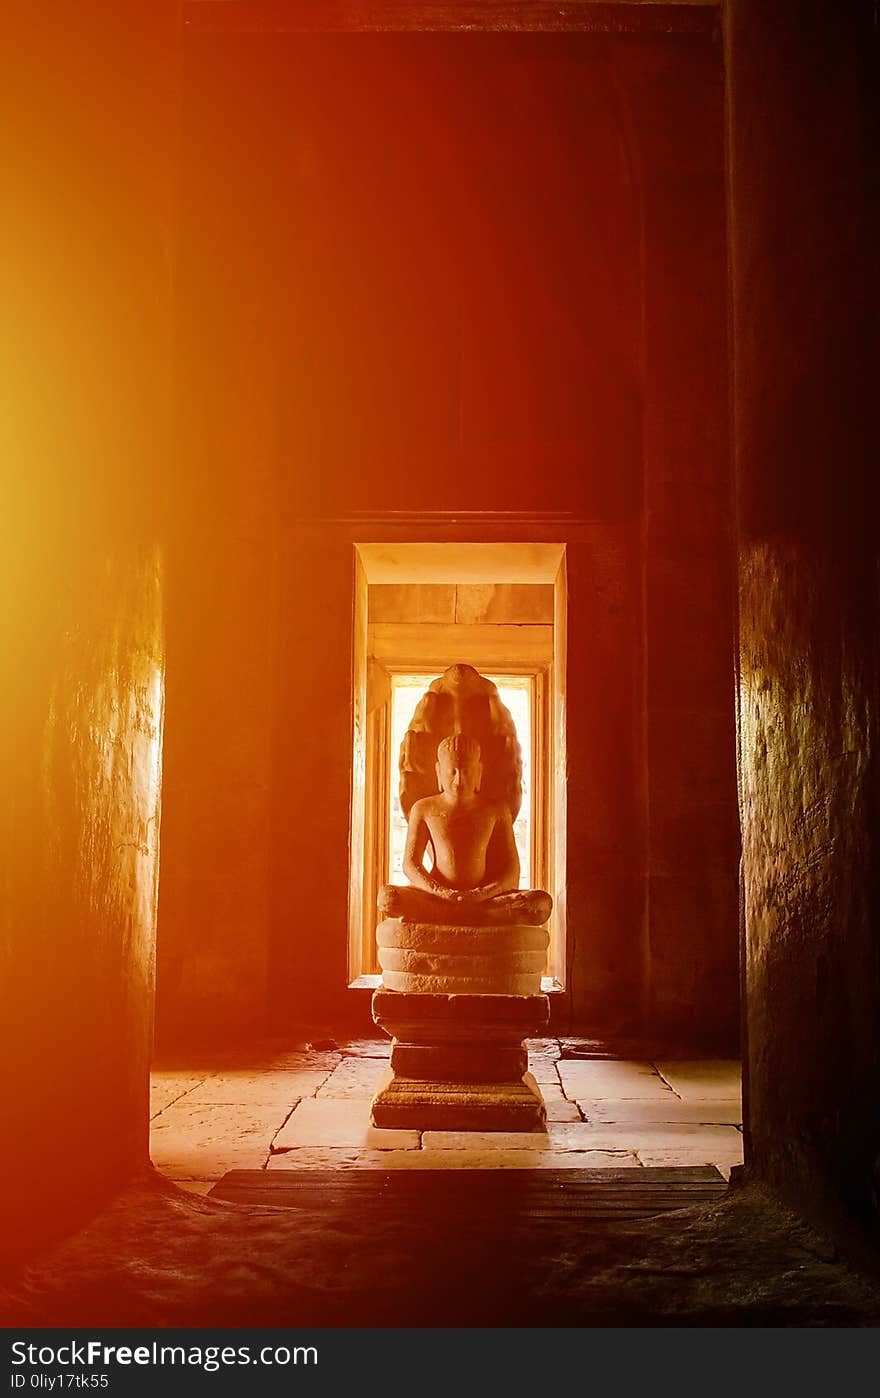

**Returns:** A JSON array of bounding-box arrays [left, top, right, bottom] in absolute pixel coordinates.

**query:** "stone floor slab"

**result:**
[[557, 1060, 676, 1101], [635, 1146, 743, 1172], [545, 1099, 582, 1122], [330, 1038, 391, 1058], [150, 1075, 208, 1119], [421, 1130, 548, 1151], [527, 1057, 563, 1084], [560, 1124, 744, 1155], [423, 1123, 743, 1156], [267, 1147, 638, 1170], [315, 1057, 390, 1099], [180, 1040, 342, 1075], [272, 1098, 419, 1150], [150, 1103, 285, 1179], [185, 1070, 328, 1106], [151, 1102, 286, 1145], [655, 1060, 742, 1101], [238, 1052, 342, 1074], [160, 1148, 270, 1181], [558, 1038, 611, 1057], [578, 1099, 742, 1126]]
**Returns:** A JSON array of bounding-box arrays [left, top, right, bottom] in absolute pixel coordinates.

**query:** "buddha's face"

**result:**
[[436, 749, 481, 800]]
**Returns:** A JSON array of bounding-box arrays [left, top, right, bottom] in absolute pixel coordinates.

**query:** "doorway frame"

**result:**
[[348, 541, 568, 991]]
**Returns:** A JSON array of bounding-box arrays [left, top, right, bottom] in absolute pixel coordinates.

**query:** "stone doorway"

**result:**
[[348, 541, 568, 993]]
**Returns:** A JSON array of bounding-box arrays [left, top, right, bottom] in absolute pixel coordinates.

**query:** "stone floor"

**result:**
[[8, 1041, 880, 1327], [150, 1035, 744, 1193]]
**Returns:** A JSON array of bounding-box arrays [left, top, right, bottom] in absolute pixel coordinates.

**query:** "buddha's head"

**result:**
[[436, 733, 482, 800]]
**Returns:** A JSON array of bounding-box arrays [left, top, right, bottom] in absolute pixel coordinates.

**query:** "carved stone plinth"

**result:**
[[370, 989, 550, 1132], [376, 918, 549, 995]]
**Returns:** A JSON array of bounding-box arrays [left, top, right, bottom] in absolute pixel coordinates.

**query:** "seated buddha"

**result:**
[[378, 733, 552, 928]]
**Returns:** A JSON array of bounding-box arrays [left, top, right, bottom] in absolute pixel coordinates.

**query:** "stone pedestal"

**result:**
[[376, 918, 548, 995], [370, 988, 551, 1132]]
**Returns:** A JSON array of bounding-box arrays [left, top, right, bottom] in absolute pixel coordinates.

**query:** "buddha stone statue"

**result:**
[[378, 733, 552, 928], [375, 664, 552, 996], [371, 665, 552, 1129], [369, 659, 548, 1129]]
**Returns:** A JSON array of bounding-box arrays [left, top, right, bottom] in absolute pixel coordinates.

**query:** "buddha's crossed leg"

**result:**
[[378, 884, 552, 927]]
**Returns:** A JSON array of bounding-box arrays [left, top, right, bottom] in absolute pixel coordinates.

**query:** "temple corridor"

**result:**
[[4, 0, 878, 1338]]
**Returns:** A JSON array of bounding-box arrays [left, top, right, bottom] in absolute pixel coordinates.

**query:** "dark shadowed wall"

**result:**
[[726, 0, 880, 1239], [1, 4, 176, 1258], [158, 27, 738, 1047]]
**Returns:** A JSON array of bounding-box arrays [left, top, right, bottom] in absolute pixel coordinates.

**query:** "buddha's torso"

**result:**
[[421, 798, 497, 891]]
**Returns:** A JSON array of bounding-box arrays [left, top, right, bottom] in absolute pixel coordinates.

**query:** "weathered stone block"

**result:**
[[370, 1071, 546, 1133], [372, 989, 550, 1040], [390, 1040, 528, 1083]]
